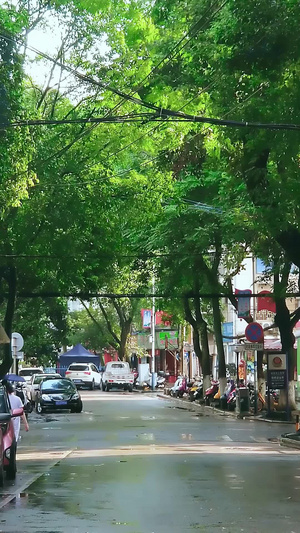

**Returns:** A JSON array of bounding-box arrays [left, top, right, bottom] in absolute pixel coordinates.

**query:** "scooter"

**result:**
[[189, 381, 203, 402], [204, 380, 219, 406], [227, 386, 236, 411], [156, 371, 167, 389], [170, 377, 187, 398], [15, 382, 33, 414], [220, 380, 235, 410]]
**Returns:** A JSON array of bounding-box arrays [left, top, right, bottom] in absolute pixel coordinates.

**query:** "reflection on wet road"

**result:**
[[0, 390, 299, 532]]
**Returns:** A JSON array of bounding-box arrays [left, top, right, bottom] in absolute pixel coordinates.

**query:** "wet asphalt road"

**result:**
[[0, 391, 300, 533]]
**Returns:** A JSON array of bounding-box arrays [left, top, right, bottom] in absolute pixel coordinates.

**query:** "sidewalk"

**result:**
[[157, 392, 294, 424]]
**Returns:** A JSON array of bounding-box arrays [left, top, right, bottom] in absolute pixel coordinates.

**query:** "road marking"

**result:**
[[81, 394, 157, 401], [17, 449, 73, 461], [68, 443, 297, 458], [250, 436, 268, 443]]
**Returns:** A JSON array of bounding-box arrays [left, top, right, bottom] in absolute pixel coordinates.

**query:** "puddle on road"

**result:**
[[0, 460, 147, 533], [136, 433, 155, 441], [181, 434, 193, 440], [166, 405, 193, 412]]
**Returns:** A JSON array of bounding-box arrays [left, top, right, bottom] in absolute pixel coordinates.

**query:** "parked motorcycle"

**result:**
[[227, 386, 237, 411], [248, 382, 279, 412], [220, 380, 236, 410], [189, 381, 203, 402], [156, 371, 168, 389], [170, 377, 187, 398], [204, 380, 219, 406]]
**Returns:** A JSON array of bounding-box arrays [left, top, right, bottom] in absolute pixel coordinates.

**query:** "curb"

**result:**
[[158, 393, 295, 424], [157, 393, 238, 419], [280, 436, 300, 450]]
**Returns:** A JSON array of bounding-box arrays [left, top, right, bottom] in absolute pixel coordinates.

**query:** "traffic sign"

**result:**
[[245, 322, 264, 343], [230, 343, 264, 352], [11, 332, 24, 352]]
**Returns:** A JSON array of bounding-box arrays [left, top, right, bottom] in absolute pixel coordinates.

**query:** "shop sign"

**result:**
[[267, 354, 287, 390]]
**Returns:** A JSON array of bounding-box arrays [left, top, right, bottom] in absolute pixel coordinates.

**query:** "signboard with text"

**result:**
[[267, 354, 287, 390], [230, 343, 263, 352]]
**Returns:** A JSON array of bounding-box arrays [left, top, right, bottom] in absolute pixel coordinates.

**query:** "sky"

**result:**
[[26, 22, 62, 87]]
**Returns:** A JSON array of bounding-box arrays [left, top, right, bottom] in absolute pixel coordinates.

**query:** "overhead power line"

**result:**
[[0, 32, 158, 111], [2, 110, 300, 131], [109, 0, 228, 115], [12, 291, 300, 299], [2, 29, 298, 132]]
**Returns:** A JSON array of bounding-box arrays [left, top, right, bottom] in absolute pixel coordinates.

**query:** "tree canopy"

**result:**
[[0, 0, 300, 386]]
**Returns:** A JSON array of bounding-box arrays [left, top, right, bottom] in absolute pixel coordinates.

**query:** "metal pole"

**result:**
[[151, 275, 155, 391], [254, 350, 258, 414], [286, 351, 290, 421], [13, 338, 17, 374]]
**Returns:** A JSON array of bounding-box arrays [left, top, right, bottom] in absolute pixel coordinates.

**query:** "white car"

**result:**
[[19, 367, 44, 384], [65, 362, 101, 390], [27, 373, 62, 404]]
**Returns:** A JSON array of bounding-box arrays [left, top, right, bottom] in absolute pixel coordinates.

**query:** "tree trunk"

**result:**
[[211, 296, 226, 394], [199, 322, 211, 391], [118, 319, 132, 361], [0, 266, 16, 379], [274, 272, 297, 410], [183, 296, 203, 371], [192, 327, 202, 369], [257, 350, 265, 397]]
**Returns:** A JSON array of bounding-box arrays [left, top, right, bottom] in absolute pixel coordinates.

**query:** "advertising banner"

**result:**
[[235, 289, 252, 318], [257, 290, 276, 313], [222, 322, 233, 343]]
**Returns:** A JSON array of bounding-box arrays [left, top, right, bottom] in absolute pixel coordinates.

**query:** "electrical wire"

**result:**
[[12, 290, 300, 299], [3, 107, 299, 131], [108, 0, 228, 115], [30, 81, 266, 191], [0, 2, 228, 121]]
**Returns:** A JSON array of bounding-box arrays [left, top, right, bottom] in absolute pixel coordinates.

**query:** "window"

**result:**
[[111, 363, 125, 369], [41, 379, 75, 392], [19, 368, 43, 377], [256, 258, 266, 274], [69, 364, 89, 371], [34, 375, 47, 384]]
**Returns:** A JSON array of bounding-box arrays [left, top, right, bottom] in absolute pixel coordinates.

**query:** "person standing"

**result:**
[[5, 382, 29, 442]]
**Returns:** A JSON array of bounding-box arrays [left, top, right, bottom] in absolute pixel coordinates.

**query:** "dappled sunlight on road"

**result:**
[[17, 442, 299, 461]]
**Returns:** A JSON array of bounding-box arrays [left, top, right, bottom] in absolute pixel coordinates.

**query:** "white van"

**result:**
[[101, 361, 134, 392]]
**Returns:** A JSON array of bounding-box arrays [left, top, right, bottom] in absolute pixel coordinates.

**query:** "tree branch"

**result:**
[[97, 299, 121, 346]]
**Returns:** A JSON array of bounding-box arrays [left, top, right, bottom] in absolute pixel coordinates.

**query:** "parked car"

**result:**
[[19, 367, 44, 384], [0, 385, 24, 482], [35, 378, 83, 414], [101, 361, 134, 392], [65, 362, 101, 390], [27, 373, 62, 405], [0, 424, 5, 486]]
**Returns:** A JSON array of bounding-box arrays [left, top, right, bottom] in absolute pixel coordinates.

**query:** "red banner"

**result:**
[[257, 290, 276, 313]]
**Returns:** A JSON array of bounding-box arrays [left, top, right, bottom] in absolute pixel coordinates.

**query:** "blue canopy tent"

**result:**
[[57, 344, 100, 376]]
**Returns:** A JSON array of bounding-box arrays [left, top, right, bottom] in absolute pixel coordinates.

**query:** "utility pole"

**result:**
[[151, 275, 156, 390]]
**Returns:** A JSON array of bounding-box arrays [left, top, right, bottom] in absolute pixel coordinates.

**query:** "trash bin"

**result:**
[[236, 387, 250, 414]]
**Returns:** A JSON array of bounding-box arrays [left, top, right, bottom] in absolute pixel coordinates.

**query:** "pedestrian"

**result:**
[[5, 381, 29, 443]]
